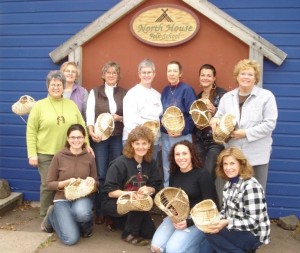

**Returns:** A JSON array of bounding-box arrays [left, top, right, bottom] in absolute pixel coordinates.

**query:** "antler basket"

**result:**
[[11, 95, 36, 115], [154, 187, 190, 223], [64, 178, 96, 201], [190, 199, 220, 233], [213, 113, 236, 144], [189, 99, 212, 129], [162, 106, 185, 136], [117, 191, 153, 215], [143, 120, 160, 139], [95, 113, 115, 140]]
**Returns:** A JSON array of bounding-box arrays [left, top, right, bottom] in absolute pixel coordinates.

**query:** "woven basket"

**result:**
[[154, 187, 190, 223], [95, 113, 115, 140], [117, 191, 153, 215], [190, 199, 220, 233], [64, 178, 96, 201], [189, 99, 212, 129], [143, 120, 160, 139], [11, 95, 36, 115], [162, 106, 185, 136], [213, 114, 236, 144]]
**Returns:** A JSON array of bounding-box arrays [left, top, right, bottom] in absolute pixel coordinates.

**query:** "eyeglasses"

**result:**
[[68, 136, 84, 140], [64, 70, 77, 74], [140, 71, 154, 76], [49, 83, 63, 88], [136, 164, 143, 182], [106, 71, 117, 76]]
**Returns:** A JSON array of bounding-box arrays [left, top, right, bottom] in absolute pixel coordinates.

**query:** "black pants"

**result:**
[[102, 198, 156, 239]]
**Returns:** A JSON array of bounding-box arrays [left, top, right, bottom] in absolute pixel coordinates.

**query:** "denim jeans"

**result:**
[[92, 135, 123, 216], [151, 217, 213, 253], [161, 133, 192, 187], [47, 198, 94, 245], [205, 227, 261, 253], [37, 154, 55, 217]]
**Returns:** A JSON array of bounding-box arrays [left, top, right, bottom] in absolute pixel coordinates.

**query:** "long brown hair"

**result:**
[[169, 140, 203, 174]]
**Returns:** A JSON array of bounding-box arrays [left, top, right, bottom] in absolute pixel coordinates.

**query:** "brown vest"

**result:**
[[93, 85, 127, 136]]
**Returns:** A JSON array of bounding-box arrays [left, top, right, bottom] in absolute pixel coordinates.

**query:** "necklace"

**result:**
[[48, 98, 65, 125], [169, 84, 177, 95]]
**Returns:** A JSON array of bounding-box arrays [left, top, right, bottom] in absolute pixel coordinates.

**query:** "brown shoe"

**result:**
[[95, 216, 105, 225]]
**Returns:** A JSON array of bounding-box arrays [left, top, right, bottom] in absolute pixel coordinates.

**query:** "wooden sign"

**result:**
[[130, 4, 200, 47]]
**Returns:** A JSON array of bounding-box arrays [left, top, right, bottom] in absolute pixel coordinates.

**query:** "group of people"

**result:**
[[26, 58, 277, 252]]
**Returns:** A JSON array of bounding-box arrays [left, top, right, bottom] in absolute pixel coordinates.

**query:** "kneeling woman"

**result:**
[[205, 147, 270, 252], [102, 125, 162, 246], [151, 140, 219, 253], [41, 124, 98, 245]]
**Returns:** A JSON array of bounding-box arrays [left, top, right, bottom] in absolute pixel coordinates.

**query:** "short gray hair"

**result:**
[[46, 70, 66, 89], [138, 58, 155, 72]]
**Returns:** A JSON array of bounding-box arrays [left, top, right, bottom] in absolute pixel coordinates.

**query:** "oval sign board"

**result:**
[[130, 4, 200, 47]]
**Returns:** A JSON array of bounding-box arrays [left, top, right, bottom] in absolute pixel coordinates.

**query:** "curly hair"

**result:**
[[233, 59, 261, 85], [169, 140, 203, 174], [122, 125, 154, 163], [216, 147, 254, 180]]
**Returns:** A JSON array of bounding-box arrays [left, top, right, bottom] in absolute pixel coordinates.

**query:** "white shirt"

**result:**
[[123, 84, 163, 143]]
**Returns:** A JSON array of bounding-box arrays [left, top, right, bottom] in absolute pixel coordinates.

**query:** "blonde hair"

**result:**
[[60, 61, 80, 81], [233, 59, 261, 84], [216, 147, 254, 180]]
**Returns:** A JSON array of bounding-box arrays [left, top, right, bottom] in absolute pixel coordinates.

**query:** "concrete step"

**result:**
[[0, 192, 23, 215]]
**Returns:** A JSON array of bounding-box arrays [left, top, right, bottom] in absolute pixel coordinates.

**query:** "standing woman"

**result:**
[[205, 147, 270, 252], [42, 124, 99, 245], [151, 140, 218, 253], [102, 125, 162, 246], [26, 70, 89, 217], [194, 64, 226, 179], [86, 61, 127, 229], [210, 59, 278, 191], [161, 60, 196, 187], [60, 61, 89, 119]]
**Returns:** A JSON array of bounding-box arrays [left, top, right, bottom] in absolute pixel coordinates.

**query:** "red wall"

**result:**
[[82, 0, 248, 94]]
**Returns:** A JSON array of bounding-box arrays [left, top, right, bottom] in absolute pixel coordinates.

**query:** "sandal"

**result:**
[[131, 236, 150, 246]]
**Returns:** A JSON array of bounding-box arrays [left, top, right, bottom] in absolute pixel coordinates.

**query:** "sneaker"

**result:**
[[40, 205, 54, 233]]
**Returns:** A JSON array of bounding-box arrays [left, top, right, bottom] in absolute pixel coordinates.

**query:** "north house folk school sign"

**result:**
[[130, 4, 200, 47]]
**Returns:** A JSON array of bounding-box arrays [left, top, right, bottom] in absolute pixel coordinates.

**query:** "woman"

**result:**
[[60, 61, 89, 118], [102, 125, 162, 246], [205, 147, 270, 252], [123, 58, 163, 160], [151, 140, 218, 253], [161, 60, 196, 187], [86, 61, 127, 229], [41, 124, 98, 245], [194, 64, 227, 180], [210, 59, 278, 191], [26, 70, 89, 217]]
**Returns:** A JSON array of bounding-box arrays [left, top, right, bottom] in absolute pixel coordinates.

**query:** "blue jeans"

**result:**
[[92, 135, 123, 216], [161, 133, 193, 187], [47, 198, 94, 245], [205, 227, 261, 253], [151, 217, 213, 253]]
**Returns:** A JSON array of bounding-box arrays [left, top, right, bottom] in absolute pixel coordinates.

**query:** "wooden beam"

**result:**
[[249, 47, 264, 87], [183, 0, 287, 66], [68, 47, 83, 85], [49, 0, 147, 63]]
